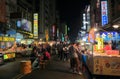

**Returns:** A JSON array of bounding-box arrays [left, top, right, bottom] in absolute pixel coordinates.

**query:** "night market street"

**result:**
[[0, 56, 85, 79], [0, 58, 24, 79]]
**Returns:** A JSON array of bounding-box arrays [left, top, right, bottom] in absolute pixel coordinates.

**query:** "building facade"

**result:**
[[39, 0, 57, 41], [90, 0, 120, 29]]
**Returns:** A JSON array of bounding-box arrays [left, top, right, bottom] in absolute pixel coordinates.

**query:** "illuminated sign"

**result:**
[[33, 13, 38, 39], [0, 37, 2, 41], [16, 20, 21, 27], [52, 25, 55, 36], [3, 53, 15, 60], [101, 1, 108, 26], [45, 29, 49, 41], [100, 32, 120, 41], [96, 37, 104, 50], [3, 37, 15, 42], [0, 37, 15, 42]]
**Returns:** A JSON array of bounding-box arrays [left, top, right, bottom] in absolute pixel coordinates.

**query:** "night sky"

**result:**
[[56, 0, 90, 41]]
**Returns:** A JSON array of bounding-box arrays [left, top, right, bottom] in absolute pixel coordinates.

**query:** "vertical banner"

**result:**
[[33, 13, 38, 39], [45, 29, 49, 42], [0, 0, 6, 23], [101, 0, 108, 26], [65, 25, 67, 35], [57, 28, 59, 38], [96, 37, 104, 52], [52, 25, 56, 40], [88, 28, 95, 43], [52, 25, 55, 37]]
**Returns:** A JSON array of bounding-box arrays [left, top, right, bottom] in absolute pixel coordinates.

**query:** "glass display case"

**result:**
[[82, 41, 120, 76]]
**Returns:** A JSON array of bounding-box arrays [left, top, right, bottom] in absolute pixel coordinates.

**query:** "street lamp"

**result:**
[[112, 24, 119, 29]]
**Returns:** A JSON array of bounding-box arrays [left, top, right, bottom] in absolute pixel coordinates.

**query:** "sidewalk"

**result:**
[[20, 55, 85, 79]]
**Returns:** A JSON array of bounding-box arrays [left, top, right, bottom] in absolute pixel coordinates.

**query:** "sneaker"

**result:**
[[77, 72, 82, 75], [73, 71, 77, 74]]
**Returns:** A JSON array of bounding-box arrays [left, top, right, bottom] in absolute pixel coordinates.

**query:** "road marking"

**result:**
[[12, 73, 24, 79]]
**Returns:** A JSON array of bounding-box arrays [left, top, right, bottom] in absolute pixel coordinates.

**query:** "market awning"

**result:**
[[6, 29, 16, 35]]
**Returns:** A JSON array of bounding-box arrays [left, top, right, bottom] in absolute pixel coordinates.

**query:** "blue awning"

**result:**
[[6, 29, 16, 35]]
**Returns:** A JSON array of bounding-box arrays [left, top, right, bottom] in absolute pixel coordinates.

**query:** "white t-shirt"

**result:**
[[73, 47, 78, 58]]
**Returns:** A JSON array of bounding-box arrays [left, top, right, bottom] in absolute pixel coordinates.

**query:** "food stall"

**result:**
[[0, 36, 16, 62], [15, 39, 33, 57], [82, 31, 120, 78], [16, 46, 32, 57]]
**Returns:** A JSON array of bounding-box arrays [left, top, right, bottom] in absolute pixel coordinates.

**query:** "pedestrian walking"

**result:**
[[68, 42, 75, 72], [72, 42, 82, 75]]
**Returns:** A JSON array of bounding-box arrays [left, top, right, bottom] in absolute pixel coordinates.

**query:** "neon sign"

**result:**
[[33, 13, 38, 39], [101, 1, 108, 26]]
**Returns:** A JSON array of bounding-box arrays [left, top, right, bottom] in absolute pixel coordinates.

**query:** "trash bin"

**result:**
[[20, 60, 31, 74]]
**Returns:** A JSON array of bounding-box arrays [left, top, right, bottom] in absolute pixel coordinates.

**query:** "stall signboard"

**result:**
[[101, 0, 108, 26], [96, 37, 104, 51], [0, 37, 2, 41], [3, 53, 15, 60], [0, 37, 15, 42], [3, 37, 15, 42], [93, 56, 120, 76], [100, 32, 119, 42]]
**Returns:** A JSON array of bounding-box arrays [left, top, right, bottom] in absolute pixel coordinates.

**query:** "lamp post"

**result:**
[[112, 24, 119, 29]]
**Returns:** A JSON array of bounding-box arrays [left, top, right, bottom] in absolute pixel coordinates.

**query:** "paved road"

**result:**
[[0, 59, 20, 79], [0, 57, 29, 79], [20, 56, 85, 79], [1, 56, 120, 79], [0, 56, 85, 79]]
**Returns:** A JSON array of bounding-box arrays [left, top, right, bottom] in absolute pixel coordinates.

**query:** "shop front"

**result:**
[[81, 31, 120, 78], [0, 36, 16, 63]]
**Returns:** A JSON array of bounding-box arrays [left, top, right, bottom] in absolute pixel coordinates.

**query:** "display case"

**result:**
[[0, 36, 16, 61], [82, 42, 120, 77]]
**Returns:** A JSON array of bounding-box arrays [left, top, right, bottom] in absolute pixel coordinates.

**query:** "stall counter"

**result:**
[[85, 53, 120, 76], [3, 52, 15, 60]]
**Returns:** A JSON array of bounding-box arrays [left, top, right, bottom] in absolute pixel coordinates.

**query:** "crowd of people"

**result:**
[[54, 41, 84, 75], [30, 43, 51, 69], [30, 41, 85, 75]]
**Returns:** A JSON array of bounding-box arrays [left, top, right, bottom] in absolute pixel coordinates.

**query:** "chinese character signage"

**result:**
[[0, 36, 15, 42], [45, 29, 49, 41], [33, 13, 38, 39], [94, 57, 120, 76], [101, 1, 108, 26], [100, 32, 119, 42]]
